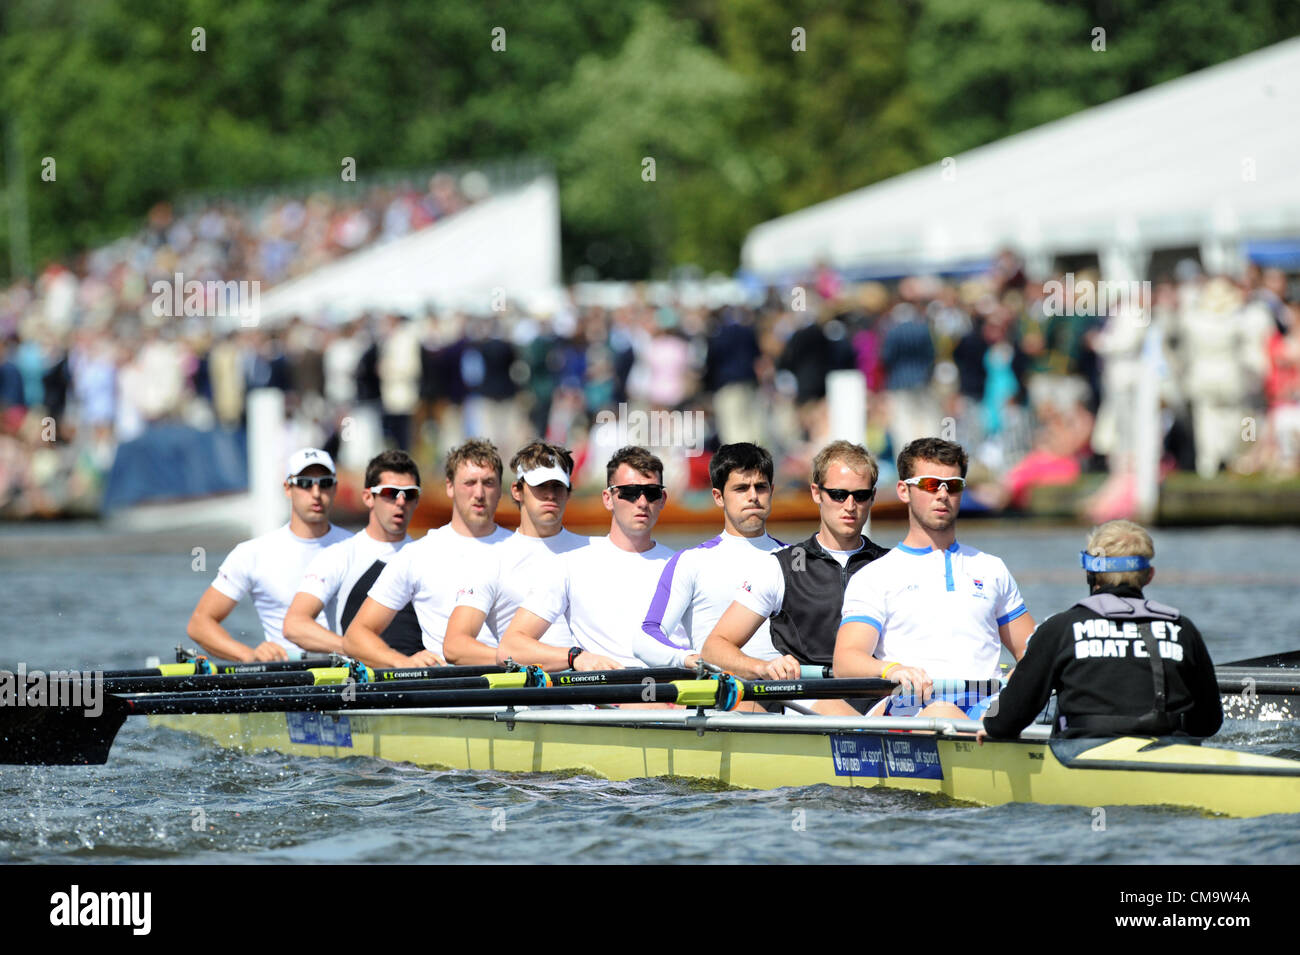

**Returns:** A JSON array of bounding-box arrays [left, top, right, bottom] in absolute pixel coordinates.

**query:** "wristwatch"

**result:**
[[568, 646, 583, 669]]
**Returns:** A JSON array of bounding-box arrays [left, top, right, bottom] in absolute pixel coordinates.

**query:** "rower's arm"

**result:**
[[186, 586, 277, 663], [636, 554, 695, 667], [999, 612, 1036, 661], [444, 606, 499, 665], [831, 620, 887, 678], [342, 598, 409, 668], [700, 602, 773, 679], [282, 592, 344, 655], [497, 609, 571, 670]]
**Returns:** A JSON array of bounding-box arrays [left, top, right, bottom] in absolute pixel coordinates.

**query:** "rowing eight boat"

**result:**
[[146, 705, 1300, 818], [4, 656, 1297, 817]]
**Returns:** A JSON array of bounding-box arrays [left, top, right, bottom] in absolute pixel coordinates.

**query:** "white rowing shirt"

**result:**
[[636, 531, 786, 666], [840, 541, 1028, 679], [297, 529, 412, 631], [520, 536, 682, 668], [211, 523, 353, 652], [368, 523, 511, 655], [451, 529, 589, 648]]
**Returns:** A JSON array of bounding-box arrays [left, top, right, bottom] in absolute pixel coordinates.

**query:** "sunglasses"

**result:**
[[608, 484, 665, 503], [369, 485, 420, 502], [288, 476, 337, 490], [903, 476, 967, 494], [817, 485, 876, 503]]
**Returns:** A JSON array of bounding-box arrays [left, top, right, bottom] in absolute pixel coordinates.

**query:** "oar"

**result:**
[[105, 665, 697, 698], [118, 673, 930, 717], [1221, 650, 1300, 669], [0, 673, 991, 765], [86, 663, 511, 695], [1215, 667, 1300, 696], [84, 657, 340, 679]]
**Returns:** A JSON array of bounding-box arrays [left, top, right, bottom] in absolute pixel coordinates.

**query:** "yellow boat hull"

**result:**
[[147, 710, 1300, 818]]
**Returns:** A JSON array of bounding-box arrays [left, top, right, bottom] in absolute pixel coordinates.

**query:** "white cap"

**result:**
[[516, 463, 570, 488], [286, 448, 337, 478]]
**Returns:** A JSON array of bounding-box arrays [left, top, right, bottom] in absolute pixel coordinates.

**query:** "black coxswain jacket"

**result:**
[[768, 533, 889, 667], [983, 584, 1223, 739]]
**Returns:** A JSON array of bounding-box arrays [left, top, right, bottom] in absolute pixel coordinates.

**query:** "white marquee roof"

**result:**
[[742, 37, 1300, 281], [258, 176, 561, 321]]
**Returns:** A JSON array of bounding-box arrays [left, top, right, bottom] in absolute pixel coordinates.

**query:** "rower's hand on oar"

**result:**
[[888, 665, 932, 700], [573, 650, 620, 671], [975, 725, 988, 746], [403, 651, 445, 667], [683, 653, 701, 669], [253, 641, 290, 662], [756, 655, 802, 681]]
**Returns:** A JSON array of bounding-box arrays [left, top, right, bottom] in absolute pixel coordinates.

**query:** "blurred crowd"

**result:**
[[0, 171, 484, 516], [2, 172, 1298, 519]]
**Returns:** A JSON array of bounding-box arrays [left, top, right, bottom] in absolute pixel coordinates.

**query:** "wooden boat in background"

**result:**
[[333, 479, 907, 533]]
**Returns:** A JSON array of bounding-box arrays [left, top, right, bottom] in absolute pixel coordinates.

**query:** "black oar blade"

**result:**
[[0, 697, 131, 765]]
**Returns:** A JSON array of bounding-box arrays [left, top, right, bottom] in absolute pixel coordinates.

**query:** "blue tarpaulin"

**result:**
[[1245, 239, 1300, 269], [103, 425, 247, 511]]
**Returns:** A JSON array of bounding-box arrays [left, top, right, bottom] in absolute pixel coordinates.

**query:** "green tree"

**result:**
[[715, 0, 929, 216], [910, 0, 1300, 160], [539, 5, 758, 277]]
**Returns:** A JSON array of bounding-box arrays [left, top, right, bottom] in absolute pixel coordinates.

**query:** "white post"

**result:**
[[336, 403, 384, 472], [247, 388, 286, 538], [826, 369, 870, 535], [827, 370, 867, 443], [1134, 324, 1162, 523]]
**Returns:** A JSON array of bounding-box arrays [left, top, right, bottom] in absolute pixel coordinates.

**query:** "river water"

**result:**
[[1, 520, 1297, 864]]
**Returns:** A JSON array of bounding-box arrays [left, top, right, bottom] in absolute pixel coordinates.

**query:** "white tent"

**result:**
[[742, 37, 1300, 283], [257, 176, 562, 322]]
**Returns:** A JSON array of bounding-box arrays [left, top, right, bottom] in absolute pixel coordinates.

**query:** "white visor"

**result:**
[[517, 464, 570, 488]]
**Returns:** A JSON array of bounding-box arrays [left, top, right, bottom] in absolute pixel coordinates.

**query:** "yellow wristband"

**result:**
[[881, 662, 900, 679]]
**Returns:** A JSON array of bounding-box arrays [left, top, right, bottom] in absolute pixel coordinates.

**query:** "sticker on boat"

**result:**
[[881, 736, 943, 778], [830, 734, 943, 779], [286, 712, 353, 748], [830, 734, 886, 777]]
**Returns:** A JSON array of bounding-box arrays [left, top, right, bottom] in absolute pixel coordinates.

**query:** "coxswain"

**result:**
[[342, 440, 510, 667], [441, 441, 587, 664], [282, 449, 426, 659], [701, 440, 888, 715], [980, 520, 1222, 740], [833, 438, 1035, 718], [186, 448, 352, 662], [636, 442, 785, 667], [498, 446, 685, 671]]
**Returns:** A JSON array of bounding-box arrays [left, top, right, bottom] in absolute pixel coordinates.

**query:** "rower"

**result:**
[[635, 442, 785, 667], [282, 450, 424, 658], [833, 437, 1035, 718], [498, 446, 684, 671], [441, 441, 587, 664], [185, 448, 352, 662], [700, 440, 888, 715], [980, 520, 1222, 740], [342, 439, 511, 667]]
